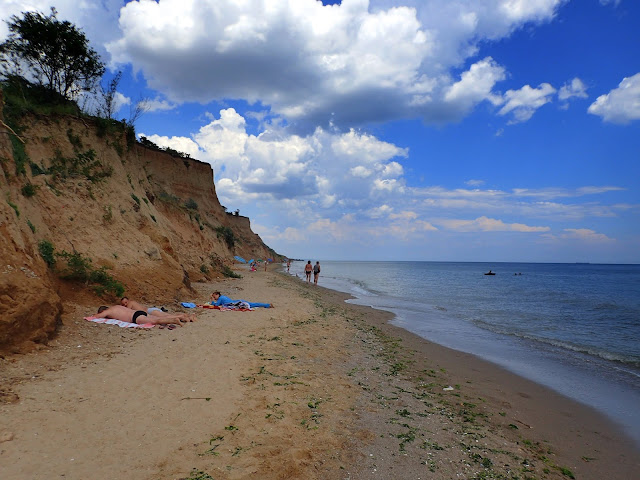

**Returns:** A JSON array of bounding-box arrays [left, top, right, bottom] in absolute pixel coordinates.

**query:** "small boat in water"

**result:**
[[484, 270, 495, 275]]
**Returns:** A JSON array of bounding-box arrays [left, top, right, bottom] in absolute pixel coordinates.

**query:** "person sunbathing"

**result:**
[[95, 305, 183, 326], [210, 291, 273, 308], [120, 296, 196, 322]]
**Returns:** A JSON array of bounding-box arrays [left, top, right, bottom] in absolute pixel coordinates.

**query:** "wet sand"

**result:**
[[1, 269, 638, 479]]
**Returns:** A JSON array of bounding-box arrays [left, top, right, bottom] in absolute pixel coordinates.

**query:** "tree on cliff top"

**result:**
[[0, 8, 105, 102]]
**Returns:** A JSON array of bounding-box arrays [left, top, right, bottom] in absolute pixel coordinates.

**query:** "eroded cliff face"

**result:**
[[0, 93, 279, 353]]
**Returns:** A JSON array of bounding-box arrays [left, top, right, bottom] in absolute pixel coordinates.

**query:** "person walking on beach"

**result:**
[[313, 261, 321, 285], [287, 260, 291, 272], [304, 261, 313, 282]]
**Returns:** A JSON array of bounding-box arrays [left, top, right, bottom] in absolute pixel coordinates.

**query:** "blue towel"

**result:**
[[181, 302, 196, 308]]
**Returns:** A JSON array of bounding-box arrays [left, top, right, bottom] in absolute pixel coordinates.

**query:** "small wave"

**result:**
[[472, 319, 640, 369], [351, 280, 377, 296], [320, 274, 378, 298]]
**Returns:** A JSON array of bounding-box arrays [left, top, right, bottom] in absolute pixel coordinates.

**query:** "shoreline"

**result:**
[[294, 262, 640, 448], [305, 276, 639, 478], [1, 269, 638, 479]]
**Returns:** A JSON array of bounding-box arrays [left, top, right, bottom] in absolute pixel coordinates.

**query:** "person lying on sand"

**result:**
[[210, 291, 273, 308], [96, 305, 183, 327], [120, 296, 197, 322]]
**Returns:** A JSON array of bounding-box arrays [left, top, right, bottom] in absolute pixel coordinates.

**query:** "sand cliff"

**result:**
[[0, 91, 279, 353]]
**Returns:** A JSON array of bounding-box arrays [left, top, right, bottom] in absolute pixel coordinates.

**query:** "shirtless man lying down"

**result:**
[[120, 296, 196, 322], [96, 305, 183, 326]]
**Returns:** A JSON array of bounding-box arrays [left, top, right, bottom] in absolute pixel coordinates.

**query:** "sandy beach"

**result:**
[[1, 268, 638, 480]]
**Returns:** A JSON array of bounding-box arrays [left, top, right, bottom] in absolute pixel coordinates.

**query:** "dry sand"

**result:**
[[1, 268, 638, 479]]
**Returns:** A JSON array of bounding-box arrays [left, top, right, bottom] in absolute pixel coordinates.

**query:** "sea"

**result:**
[[287, 260, 640, 446]]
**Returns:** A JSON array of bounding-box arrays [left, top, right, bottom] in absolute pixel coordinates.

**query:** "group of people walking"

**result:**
[[304, 260, 321, 285]]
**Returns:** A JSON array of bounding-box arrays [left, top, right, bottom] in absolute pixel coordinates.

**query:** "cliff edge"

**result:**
[[0, 90, 280, 353]]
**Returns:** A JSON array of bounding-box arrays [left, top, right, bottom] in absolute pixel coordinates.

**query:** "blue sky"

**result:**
[[2, 0, 639, 263]]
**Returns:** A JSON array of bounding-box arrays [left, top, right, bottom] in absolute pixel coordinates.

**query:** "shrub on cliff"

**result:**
[[57, 251, 125, 298], [37, 240, 124, 297], [215, 226, 236, 249], [38, 240, 56, 268]]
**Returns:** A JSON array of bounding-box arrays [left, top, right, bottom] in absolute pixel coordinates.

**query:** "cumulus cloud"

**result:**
[[558, 77, 588, 101], [147, 108, 625, 240], [113, 91, 131, 111], [129, 105, 624, 254], [1, 0, 568, 130], [588, 73, 640, 124], [145, 108, 408, 210], [99, 0, 566, 130], [139, 133, 201, 159], [143, 98, 177, 112], [444, 57, 506, 115], [367, 205, 394, 218], [498, 83, 556, 123]]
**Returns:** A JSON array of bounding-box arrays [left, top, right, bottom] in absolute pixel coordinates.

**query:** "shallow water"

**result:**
[[288, 260, 640, 446]]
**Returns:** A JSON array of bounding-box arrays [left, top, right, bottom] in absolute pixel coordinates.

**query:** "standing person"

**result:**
[[304, 261, 313, 282], [287, 260, 291, 272], [313, 261, 321, 285]]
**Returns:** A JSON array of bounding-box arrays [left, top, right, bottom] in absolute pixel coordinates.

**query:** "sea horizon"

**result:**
[[290, 259, 640, 266]]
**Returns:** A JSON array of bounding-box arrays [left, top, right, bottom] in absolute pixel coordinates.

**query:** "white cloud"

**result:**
[[512, 186, 625, 199], [101, 0, 566, 129], [588, 73, 640, 124], [139, 133, 201, 160], [558, 77, 588, 101], [143, 98, 177, 112], [437, 216, 550, 232], [542, 228, 615, 243], [417, 186, 507, 199], [465, 179, 485, 186], [331, 129, 408, 164], [113, 91, 131, 112], [562, 228, 613, 242], [350, 166, 374, 178], [145, 108, 408, 210], [135, 106, 625, 258], [307, 217, 358, 242], [367, 205, 394, 218], [444, 57, 506, 115], [389, 210, 419, 221], [498, 83, 556, 123], [1, 0, 568, 130]]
